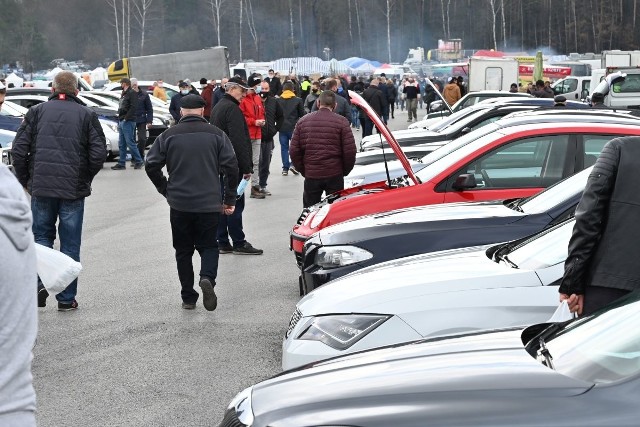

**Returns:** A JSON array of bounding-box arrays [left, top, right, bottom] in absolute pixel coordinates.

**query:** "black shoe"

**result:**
[[111, 164, 126, 170], [182, 302, 196, 310], [233, 242, 264, 255], [198, 277, 217, 311], [134, 162, 144, 169], [58, 300, 78, 311], [289, 166, 300, 175], [38, 288, 49, 308], [219, 243, 233, 254], [282, 170, 288, 176]]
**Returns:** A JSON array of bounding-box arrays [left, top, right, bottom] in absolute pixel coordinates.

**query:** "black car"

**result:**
[[300, 166, 591, 294], [360, 97, 590, 151]]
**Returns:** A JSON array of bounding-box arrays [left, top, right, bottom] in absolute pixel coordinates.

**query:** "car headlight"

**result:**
[[226, 386, 254, 426], [310, 204, 330, 229], [344, 177, 364, 188], [297, 314, 390, 350], [315, 245, 373, 269]]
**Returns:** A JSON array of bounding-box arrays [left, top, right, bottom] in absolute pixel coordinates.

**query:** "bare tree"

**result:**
[[501, 0, 506, 48], [383, 0, 396, 63], [347, 0, 353, 45], [106, 0, 121, 58], [354, 0, 363, 56], [288, 0, 295, 56], [208, 0, 226, 46], [246, 0, 259, 58], [132, 0, 153, 55], [488, 0, 498, 50], [238, 0, 243, 60]]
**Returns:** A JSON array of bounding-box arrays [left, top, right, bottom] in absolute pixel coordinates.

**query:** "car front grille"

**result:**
[[285, 308, 303, 339], [219, 409, 247, 427]]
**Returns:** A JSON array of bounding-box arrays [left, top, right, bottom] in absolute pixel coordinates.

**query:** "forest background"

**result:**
[[1, 0, 638, 71]]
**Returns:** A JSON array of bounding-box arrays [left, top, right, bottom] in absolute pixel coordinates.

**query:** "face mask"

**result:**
[[180, 89, 189, 95], [254, 85, 262, 94], [259, 92, 268, 99]]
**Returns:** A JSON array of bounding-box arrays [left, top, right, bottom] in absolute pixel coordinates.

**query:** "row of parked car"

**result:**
[[218, 91, 640, 425], [0, 81, 179, 162]]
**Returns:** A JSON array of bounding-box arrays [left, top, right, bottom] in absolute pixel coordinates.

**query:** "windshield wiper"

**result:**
[[536, 337, 555, 370], [496, 253, 518, 269], [506, 198, 524, 212]]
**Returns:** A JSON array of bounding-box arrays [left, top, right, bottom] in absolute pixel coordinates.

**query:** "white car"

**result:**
[[282, 218, 574, 370]]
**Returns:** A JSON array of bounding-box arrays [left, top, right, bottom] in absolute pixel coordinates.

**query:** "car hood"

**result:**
[[320, 200, 523, 239], [252, 329, 592, 422], [298, 245, 540, 315], [346, 159, 426, 185]]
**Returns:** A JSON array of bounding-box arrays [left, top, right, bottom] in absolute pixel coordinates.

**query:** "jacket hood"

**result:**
[[0, 166, 33, 251], [281, 90, 296, 99]]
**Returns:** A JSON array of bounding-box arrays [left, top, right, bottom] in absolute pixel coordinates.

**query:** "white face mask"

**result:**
[[254, 85, 262, 94], [180, 89, 189, 95]]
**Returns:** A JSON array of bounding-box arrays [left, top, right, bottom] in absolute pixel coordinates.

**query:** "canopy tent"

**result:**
[[341, 57, 382, 69], [270, 57, 326, 76], [355, 63, 376, 73], [472, 49, 505, 58], [44, 67, 63, 79], [4, 72, 24, 87], [324, 58, 352, 75]]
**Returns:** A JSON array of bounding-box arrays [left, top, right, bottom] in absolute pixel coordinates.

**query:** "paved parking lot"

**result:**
[[33, 109, 413, 426]]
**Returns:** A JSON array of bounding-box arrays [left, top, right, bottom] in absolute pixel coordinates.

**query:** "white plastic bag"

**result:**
[[547, 300, 576, 323], [35, 243, 82, 294]]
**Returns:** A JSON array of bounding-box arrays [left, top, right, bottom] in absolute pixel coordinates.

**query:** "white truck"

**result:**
[[601, 50, 640, 69], [107, 47, 230, 83], [593, 68, 640, 109], [467, 57, 519, 92]]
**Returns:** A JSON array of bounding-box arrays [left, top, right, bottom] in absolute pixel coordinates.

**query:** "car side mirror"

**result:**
[[452, 173, 477, 190]]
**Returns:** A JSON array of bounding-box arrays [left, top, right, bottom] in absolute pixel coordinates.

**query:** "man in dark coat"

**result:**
[[209, 77, 263, 255], [131, 78, 153, 162], [559, 136, 640, 316], [277, 81, 305, 176], [265, 69, 282, 96], [169, 81, 191, 122], [362, 78, 386, 137], [289, 90, 356, 207], [146, 94, 239, 311], [258, 80, 283, 195], [12, 71, 106, 311], [112, 77, 143, 169]]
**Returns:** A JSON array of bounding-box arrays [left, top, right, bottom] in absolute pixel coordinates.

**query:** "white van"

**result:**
[[552, 76, 591, 101], [593, 68, 640, 109]]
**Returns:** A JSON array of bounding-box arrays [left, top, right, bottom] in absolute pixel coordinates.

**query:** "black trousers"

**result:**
[[303, 175, 344, 208], [136, 122, 147, 161], [259, 139, 274, 188], [170, 208, 220, 304], [582, 285, 631, 316]]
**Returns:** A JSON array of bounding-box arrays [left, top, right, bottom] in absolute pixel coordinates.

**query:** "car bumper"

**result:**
[[290, 231, 308, 267], [282, 315, 422, 371]]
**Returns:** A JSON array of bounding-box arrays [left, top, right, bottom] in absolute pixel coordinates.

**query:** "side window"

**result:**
[[469, 115, 501, 131], [461, 135, 570, 189], [582, 135, 617, 168], [566, 79, 578, 92], [612, 74, 640, 93]]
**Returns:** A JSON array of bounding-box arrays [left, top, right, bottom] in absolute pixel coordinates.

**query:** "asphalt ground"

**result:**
[[33, 106, 417, 426]]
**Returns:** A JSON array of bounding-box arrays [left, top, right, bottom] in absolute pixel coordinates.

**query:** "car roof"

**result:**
[[498, 108, 640, 127]]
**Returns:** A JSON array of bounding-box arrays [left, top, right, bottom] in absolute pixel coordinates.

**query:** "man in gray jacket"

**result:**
[[0, 165, 37, 427], [146, 94, 239, 311]]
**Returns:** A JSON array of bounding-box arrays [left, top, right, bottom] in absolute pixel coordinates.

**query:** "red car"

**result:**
[[290, 92, 640, 265]]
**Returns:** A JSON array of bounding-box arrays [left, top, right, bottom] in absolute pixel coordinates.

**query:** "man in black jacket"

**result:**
[[112, 77, 143, 170], [362, 78, 386, 137], [258, 80, 283, 195], [210, 77, 263, 255], [131, 78, 153, 162], [12, 71, 106, 311], [146, 94, 239, 311], [265, 69, 282, 96], [559, 137, 640, 316]]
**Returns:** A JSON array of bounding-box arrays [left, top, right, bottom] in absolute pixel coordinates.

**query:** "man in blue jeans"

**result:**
[[111, 77, 144, 170], [277, 82, 305, 176], [12, 71, 106, 311]]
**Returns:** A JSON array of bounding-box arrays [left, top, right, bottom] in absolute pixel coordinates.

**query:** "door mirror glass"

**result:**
[[452, 173, 477, 190]]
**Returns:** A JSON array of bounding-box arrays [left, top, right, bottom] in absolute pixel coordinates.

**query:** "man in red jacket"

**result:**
[[289, 90, 356, 207], [240, 73, 266, 199]]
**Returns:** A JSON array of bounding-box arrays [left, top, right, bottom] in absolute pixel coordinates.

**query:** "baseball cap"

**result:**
[[226, 76, 250, 90], [180, 94, 206, 109], [178, 81, 190, 88], [247, 74, 262, 88]]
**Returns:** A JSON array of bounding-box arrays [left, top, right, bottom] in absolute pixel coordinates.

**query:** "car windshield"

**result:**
[[544, 291, 640, 384], [0, 100, 27, 116], [414, 124, 501, 183], [505, 219, 574, 270], [429, 106, 486, 132], [518, 167, 591, 214]]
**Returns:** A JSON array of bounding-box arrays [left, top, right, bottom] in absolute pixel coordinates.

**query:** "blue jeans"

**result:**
[[32, 196, 85, 303], [217, 175, 245, 247], [118, 120, 143, 165], [279, 131, 293, 170], [350, 106, 360, 128]]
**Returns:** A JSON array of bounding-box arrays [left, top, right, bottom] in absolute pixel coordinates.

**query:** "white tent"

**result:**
[[5, 72, 24, 87], [45, 67, 63, 79]]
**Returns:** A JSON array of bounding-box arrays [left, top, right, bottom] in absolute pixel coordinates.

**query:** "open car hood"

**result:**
[[349, 90, 419, 185]]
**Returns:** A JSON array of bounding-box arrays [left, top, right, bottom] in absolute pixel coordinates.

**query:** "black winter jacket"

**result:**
[[362, 86, 386, 116], [261, 95, 283, 142], [119, 87, 138, 121], [135, 89, 153, 124], [209, 94, 253, 174], [169, 92, 188, 122], [12, 93, 106, 199], [278, 95, 305, 133], [145, 115, 239, 213], [559, 137, 640, 295]]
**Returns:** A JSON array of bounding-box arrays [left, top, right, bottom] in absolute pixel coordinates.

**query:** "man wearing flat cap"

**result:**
[[145, 94, 239, 311]]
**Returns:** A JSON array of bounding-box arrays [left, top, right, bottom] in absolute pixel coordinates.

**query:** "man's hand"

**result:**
[[223, 204, 235, 215], [243, 173, 252, 180], [559, 293, 584, 315]]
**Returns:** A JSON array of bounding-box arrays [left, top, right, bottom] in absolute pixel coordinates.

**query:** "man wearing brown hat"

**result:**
[[145, 94, 239, 311]]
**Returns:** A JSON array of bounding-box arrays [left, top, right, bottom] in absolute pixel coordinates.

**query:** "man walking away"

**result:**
[[146, 95, 239, 311], [210, 77, 263, 255], [12, 71, 106, 311], [277, 81, 305, 176], [131, 78, 153, 162], [259, 81, 283, 196], [362, 78, 385, 137], [290, 90, 356, 207], [443, 77, 461, 106], [559, 137, 640, 316], [112, 77, 144, 170]]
